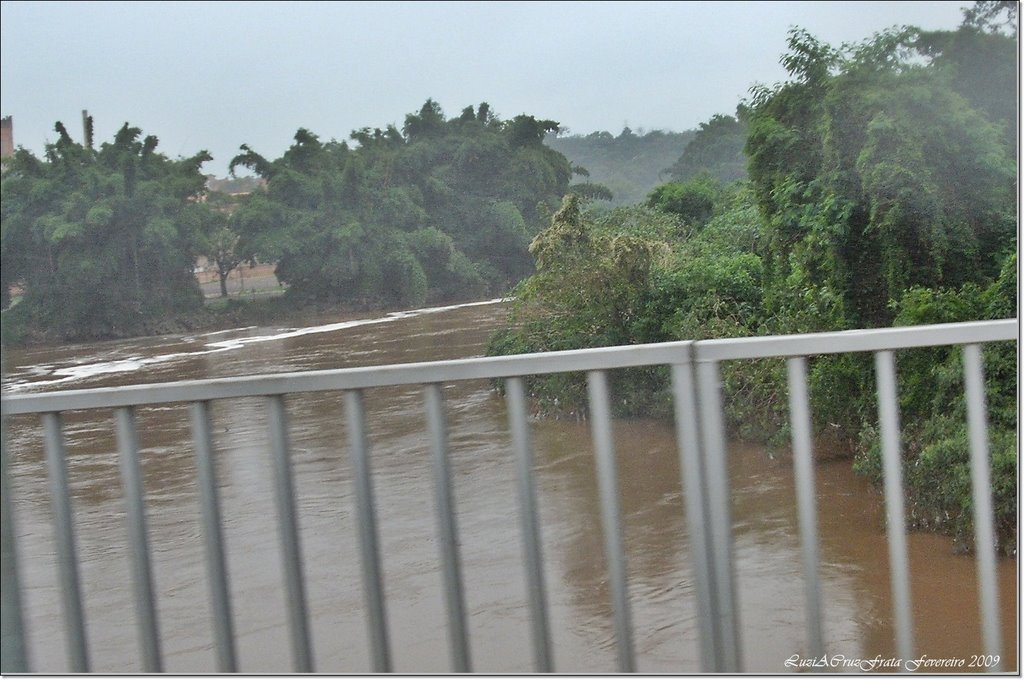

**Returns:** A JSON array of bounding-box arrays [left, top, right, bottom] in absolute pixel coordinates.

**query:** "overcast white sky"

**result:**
[[1, 1, 969, 176]]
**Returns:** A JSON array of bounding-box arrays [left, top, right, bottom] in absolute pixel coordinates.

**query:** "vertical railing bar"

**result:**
[[424, 383, 472, 673], [962, 344, 1002, 669], [585, 370, 636, 673], [42, 412, 90, 672], [189, 401, 238, 673], [266, 395, 313, 672], [344, 390, 392, 673], [873, 351, 914, 667], [504, 377, 553, 673], [785, 358, 825, 659], [114, 407, 163, 673], [670, 359, 718, 671], [695, 359, 742, 673], [1, 406, 30, 673]]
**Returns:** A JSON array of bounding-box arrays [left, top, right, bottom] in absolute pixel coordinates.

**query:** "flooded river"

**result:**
[[2, 300, 1017, 673]]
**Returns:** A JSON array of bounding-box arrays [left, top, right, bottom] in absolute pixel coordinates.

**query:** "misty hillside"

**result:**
[[545, 128, 695, 206]]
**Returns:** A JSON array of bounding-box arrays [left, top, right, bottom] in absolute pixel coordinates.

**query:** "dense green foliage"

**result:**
[[230, 100, 572, 306], [855, 255, 1017, 553], [490, 11, 1018, 554], [491, 185, 779, 427], [545, 128, 694, 206], [746, 26, 1016, 331], [1, 121, 214, 340], [751, 18, 1017, 334], [646, 171, 727, 228], [489, 195, 684, 417]]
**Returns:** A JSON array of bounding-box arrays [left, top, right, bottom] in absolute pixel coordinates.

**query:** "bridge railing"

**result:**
[[1, 318, 1017, 673]]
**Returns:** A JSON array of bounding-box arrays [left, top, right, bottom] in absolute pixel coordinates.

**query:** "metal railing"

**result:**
[[1, 318, 1016, 673]]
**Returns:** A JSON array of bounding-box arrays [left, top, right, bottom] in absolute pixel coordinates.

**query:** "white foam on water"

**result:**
[[3, 298, 508, 393], [198, 326, 259, 337]]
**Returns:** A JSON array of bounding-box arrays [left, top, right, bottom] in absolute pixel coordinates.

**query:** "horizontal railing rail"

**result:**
[[2, 319, 1013, 415], [1, 318, 1017, 673]]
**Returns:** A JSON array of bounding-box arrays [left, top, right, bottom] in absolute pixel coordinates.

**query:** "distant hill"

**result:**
[[545, 127, 695, 206]]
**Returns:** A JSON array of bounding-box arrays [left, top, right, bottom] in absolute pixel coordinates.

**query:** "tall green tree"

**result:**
[[193, 192, 246, 298], [2, 121, 210, 339]]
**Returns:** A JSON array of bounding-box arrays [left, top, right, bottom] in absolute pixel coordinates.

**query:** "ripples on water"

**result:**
[[2, 299, 1017, 672]]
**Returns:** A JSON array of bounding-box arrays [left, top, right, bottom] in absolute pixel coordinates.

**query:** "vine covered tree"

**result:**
[[745, 24, 1016, 330]]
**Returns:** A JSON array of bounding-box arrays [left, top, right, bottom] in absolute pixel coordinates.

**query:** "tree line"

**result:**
[[1, 90, 753, 341], [1, 101, 584, 341]]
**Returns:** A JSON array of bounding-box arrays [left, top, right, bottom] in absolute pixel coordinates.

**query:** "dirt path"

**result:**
[[196, 263, 284, 299]]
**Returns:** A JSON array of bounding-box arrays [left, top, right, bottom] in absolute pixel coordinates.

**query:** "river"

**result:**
[[2, 299, 1017, 673]]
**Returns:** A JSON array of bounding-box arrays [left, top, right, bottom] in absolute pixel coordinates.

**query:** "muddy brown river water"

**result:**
[[2, 300, 1017, 673]]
